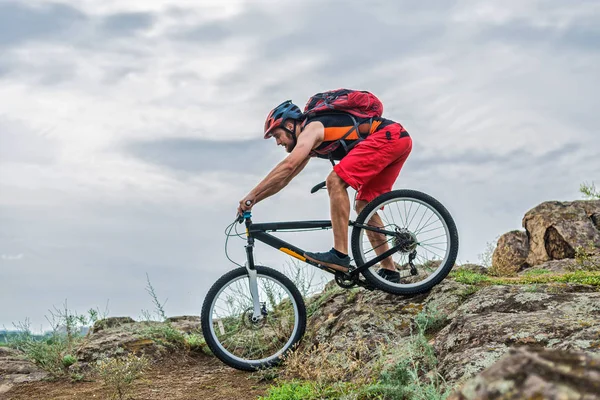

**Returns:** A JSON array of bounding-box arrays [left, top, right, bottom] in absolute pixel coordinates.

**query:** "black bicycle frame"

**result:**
[[243, 217, 404, 277]]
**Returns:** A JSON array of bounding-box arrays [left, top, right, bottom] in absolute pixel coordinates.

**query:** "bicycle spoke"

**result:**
[[419, 233, 448, 243]]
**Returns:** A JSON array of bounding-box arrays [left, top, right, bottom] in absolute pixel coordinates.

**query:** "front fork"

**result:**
[[244, 212, 264, 321]]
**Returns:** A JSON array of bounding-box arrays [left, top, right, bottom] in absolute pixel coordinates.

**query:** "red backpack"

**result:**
[[303, 89, 383, 119], [303, 89, 384, 162]]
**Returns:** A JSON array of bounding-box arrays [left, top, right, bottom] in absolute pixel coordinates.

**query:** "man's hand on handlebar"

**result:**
[[237, 195, 255, 219]]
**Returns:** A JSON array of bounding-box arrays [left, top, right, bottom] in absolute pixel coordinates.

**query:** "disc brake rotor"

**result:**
[[241, 305, 267, 330]]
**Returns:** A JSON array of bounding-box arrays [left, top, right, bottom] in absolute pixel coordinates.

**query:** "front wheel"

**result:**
[[351, 190, 459, 295], [201, 266, 306, 371]]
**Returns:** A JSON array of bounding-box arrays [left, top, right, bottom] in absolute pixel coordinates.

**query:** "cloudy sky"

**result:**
[[1, 0, 599, 331]]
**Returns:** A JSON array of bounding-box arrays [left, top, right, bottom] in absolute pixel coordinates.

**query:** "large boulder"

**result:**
[[433, 284, 600, 385], [0, 347, 47, 395], [492, 230, 529, 274], [450, 347, 600, 399], [523, 200, 600, 266]]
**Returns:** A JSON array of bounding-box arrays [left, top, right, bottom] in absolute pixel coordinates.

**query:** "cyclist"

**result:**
[[237, 92, 412, 283]]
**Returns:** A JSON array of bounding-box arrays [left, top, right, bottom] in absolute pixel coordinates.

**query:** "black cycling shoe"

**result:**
[[304, 249, 350, 272], [377, 268, 401, 283]]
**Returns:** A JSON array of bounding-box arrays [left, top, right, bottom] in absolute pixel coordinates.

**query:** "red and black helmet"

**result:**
[[264, 100, 303, 139]]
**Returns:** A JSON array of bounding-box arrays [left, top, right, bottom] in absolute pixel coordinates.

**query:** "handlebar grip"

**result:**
[[310, 181, 327, 194]]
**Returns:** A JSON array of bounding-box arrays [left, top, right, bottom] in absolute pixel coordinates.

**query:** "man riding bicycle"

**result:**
[[237, 89, 412, 283]]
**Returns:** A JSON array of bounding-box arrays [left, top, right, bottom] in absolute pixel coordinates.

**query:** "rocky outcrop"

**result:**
[[91, 316, 135, 333], [0, 347, 47, 394], [434, 283, 600, 384], [304, 278, 600, 385], [78, 320, 188, 364], [450, 347, 600, 400], [165, 316, 201, 333], [305, 279, 465, 350], [523, 200, 600, 266], [492, 230, 529, 274]]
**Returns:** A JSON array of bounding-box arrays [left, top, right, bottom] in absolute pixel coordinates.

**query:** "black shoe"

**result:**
[[304, 249, 350, 272], [377, 268, 400, 283]]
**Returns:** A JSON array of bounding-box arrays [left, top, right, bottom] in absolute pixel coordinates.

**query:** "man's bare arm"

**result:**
[[242, 124, 323, 206], [254, 156, 310, 202]]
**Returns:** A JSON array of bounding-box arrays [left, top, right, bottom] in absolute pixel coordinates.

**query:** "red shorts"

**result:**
[[333, 123, 412, 203]]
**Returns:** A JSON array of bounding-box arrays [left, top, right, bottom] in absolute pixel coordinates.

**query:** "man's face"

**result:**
[[270, 128, 295, 153]]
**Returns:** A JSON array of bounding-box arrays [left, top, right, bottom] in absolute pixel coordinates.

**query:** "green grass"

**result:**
[[521, 268, 552, 276], [450, 269, 600, 287], [456, 285, 481, 300], [138, 322, 187, 349], [258, 381, 363, 400]]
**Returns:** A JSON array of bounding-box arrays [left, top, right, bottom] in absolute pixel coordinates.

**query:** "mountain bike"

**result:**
[[201, 182, 458, 371]]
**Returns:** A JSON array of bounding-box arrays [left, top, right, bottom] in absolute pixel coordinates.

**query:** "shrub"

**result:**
[[8, 303, 99, 379], [94, 353, 149, 400], [414, 306, 448, 336], [580, 181, 600, 200], [280, 339, 377, 385], [571, 242, 600, 271]]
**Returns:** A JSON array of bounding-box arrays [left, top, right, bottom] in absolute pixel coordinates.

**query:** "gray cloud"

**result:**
[[481, 18, 600, 52], [409, 142, 583, 171], [174, 21, 232, 43], [0, 122, 58, 165], [100, 12, 155, 35], [0, 2, 86, 48], [125, 138, 280, 174], [0, 2, 155, 51]]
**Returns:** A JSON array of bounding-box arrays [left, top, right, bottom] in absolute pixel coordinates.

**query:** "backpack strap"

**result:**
[[338, 114, 374, 155], [309, 112, 374, 164]]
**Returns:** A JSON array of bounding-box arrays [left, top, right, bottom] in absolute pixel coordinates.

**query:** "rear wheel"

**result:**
[[201, 266, 306, 371], [351, 190, 459, 295]]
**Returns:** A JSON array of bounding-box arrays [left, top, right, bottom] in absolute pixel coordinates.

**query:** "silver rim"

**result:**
[[207, 273, 300, 365], [357, 197, 451, 288]]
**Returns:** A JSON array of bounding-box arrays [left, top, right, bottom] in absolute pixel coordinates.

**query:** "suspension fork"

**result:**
[[244, 215, 263, 321]]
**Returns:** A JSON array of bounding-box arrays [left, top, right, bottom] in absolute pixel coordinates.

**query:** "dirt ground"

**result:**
[[3, 354, 271, 400]]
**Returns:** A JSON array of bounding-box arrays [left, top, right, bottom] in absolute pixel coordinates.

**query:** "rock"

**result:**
[[92, 317, 136, 333], [449, 347, 600, 399], [0, 347, 47, 394], [304, 279, 467, 354], [492, 231, 529, 274], [523, 200, 600, 266], [434, 284, 600, 385], [456, 264, 488, 275], [165, 316, 201, 333], [592, 213, 600, 230], [78, 320, 190, 365], [519, 258, 577, 274]]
